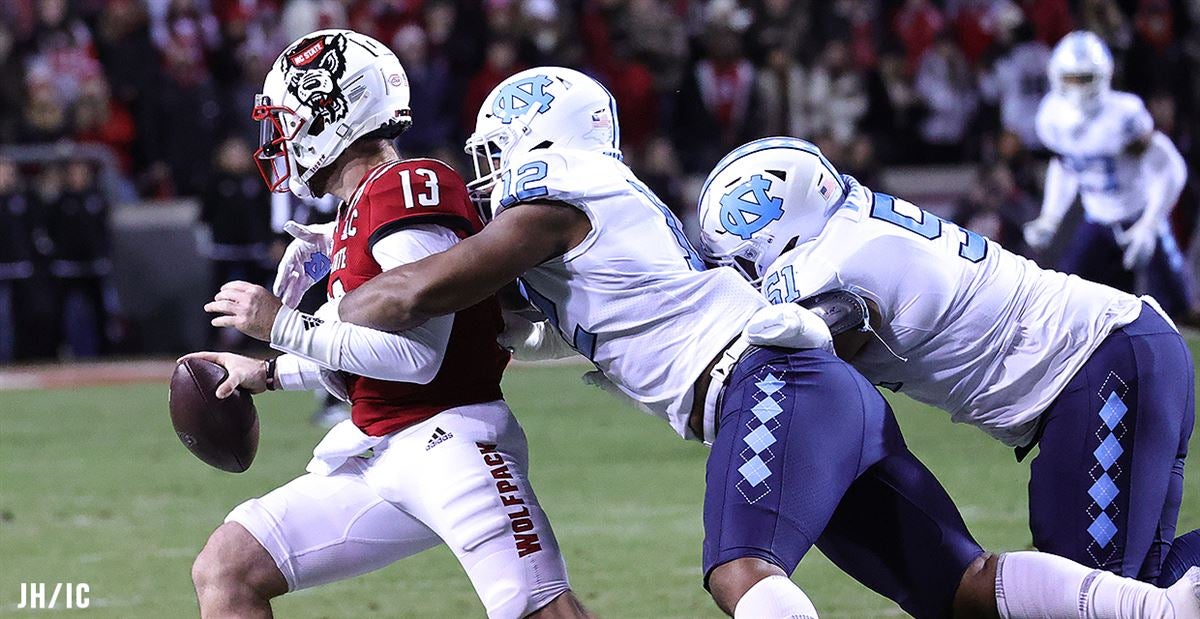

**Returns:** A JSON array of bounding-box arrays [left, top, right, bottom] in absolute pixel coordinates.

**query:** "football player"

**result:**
[[217, 67, 1199, 618], [183, 30, 590, 619], [1023, 31, 1190, 317], [696, 135, 1198, 589]]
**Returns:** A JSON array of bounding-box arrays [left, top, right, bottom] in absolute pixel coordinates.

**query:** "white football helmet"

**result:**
[[1048, 30, 1113, 114], [253, 29, 412, 198], [698, 137, 846, 284], [464, 66, 621, 210]]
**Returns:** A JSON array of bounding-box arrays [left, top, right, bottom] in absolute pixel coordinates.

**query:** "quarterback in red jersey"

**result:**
[[181, 29, 589, 619]]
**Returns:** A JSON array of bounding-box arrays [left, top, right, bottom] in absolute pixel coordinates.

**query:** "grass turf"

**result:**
[[1, 356, 1197, 618]]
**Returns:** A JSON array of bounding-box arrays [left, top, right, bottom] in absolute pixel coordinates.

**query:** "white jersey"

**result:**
[[493, 148, 765, 438], [761, 182, 1143, 446], [1035, 90, 1155, 224]]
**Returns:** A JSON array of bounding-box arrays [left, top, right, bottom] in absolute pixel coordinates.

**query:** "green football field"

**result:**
[[1, 355, 1198, 618]]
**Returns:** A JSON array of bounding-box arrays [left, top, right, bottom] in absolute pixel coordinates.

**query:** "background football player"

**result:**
[[215, 67, 1199, 618], [1023, 30, 1191, 318], [698, 136, 1199, 589], [184, 29, 589, 619]]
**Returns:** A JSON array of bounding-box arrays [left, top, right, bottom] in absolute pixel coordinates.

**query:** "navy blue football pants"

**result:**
[[1029, 303, 1194, 581], [1058, 219, 1192, 317], [703, 347, 983, 619]]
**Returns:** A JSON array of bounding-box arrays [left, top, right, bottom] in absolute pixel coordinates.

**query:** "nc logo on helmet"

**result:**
[[492, 75, 555, 124], [719, 175, 784, 240]]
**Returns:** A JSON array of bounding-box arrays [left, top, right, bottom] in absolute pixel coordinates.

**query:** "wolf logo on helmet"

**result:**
[[281, 32, 350, 136]]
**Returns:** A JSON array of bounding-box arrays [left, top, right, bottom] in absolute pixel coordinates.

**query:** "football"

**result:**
[[168, 358, 259, 473]]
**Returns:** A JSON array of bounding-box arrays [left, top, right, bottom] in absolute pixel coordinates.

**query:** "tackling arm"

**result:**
[[339, 202, 591, 331]]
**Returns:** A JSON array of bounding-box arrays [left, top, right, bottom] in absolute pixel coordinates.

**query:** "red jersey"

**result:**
[[328, 158, 509, 437]]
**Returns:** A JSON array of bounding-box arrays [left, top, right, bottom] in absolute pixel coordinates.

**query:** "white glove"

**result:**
[[1117, 217, 1160, 270], [273, 220, 336, 308], [744, 304, 833, 353], [497, 312, 577, 361], [1023, 218, 1057, 251]]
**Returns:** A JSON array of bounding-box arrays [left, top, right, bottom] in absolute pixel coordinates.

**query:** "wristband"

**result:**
[[265, 357, 278, 391]]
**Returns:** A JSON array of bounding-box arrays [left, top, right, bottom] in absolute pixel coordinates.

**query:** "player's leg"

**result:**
[[1160, 529, 1200, 585], [194, 462, 441, 618], [701, 348, 893, 617], [360, 401, 586, 619], [815, 442, 985, 619], [191, 523, 287, 619], [1057, 220, 1130, 292], [1029, 303, 1194, 580], [1142, 229, 1193, 317]]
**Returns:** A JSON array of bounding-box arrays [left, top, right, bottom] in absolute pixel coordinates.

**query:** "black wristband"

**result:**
[[265, 357, 278, 391]]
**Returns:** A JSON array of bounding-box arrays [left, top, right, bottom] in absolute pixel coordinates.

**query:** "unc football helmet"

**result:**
[[1047, 30, 1113, 114], [253, 29, 412, 198], [698, 137, 846, 283], [464, 67, 621, 204]]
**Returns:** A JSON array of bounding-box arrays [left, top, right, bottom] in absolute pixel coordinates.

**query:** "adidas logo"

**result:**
[[426, 427, 453, 451], [300, 314, 325, 331]]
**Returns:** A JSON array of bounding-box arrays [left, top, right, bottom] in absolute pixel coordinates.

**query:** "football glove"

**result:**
[[1118, 217, 1159, 270], [743, 304, 834, 352], [273, 220, 335, 308], [1023, 217, 1058, 251], [497, 313, 577, 361]]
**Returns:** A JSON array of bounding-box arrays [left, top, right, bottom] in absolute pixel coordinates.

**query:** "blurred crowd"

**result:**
[[0, 0, 1198, 361]]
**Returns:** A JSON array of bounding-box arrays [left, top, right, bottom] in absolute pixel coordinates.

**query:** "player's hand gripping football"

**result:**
[[177, 351, 270, 399], [273, 220, 335, 308], [205, 281, 282, 341]]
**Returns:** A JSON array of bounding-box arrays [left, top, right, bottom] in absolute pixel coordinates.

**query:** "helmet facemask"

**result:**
[[464, 124, 523, 220], [252, 95, 306, 194]]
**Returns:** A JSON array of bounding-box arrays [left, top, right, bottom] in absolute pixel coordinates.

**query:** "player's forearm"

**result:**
[[339, 265, 459, 331], [1139, 132, 1187, 222], [1038, 157, 1078, 225], [270, 305, 450, 384]]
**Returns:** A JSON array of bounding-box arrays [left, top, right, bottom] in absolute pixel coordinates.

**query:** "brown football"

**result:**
[[169, 358, 259, 473]]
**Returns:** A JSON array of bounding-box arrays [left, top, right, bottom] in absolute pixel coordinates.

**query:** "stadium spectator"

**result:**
[[754, 44, 812, 138], [979, 21, 1050, 149], [598, 39, 659, 155], [806, 39, 869, 145], [393, 24, 456, 158], [72, 77, 136, 173], [1019, 0, 1073, 45], [1078, 0, 1133, 55], [18, 70, 71, 144], [893, 0, 946, 74], [0, 159, 40, 363], [674, 24, 758, 175], [914, 32, 980, 162], [201, 137, 274, 350], [463, 38, 525, 138], [43, 160, 120, 358]]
